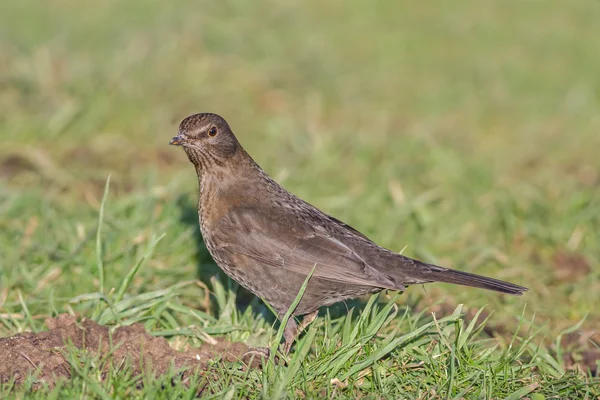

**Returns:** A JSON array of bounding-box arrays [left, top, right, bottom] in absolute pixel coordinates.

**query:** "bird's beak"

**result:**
[[169, 134, 185, 146]]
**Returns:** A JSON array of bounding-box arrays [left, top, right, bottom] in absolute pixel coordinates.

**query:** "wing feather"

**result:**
[[211, 207, 402, 289]]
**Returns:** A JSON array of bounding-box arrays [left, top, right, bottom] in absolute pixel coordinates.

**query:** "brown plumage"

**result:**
[[170, 113, 528, 353]]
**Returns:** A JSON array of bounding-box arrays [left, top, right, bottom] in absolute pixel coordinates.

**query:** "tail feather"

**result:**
[[425, 265, 528, 295]]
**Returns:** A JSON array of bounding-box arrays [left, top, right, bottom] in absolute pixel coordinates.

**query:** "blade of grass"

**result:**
[[503, 384, 539, 400], [273, 323, 318, 398], [93, 175, 111, 318], [340, 313, 460, 380], [17, 290, 35, 332], [115, 232, 166, 303]]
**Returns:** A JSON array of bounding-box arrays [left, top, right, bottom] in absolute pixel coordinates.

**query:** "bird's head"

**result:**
[[170, 113, 239, 168]]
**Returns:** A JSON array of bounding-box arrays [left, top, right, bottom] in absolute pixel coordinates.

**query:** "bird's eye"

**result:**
[[208, 126, 218, 137]]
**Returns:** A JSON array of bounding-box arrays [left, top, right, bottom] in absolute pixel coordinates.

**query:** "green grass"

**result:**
[[1, 0, 599, 397]]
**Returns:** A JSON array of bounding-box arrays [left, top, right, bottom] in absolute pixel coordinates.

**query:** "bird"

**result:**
[[170, 112, 528, 355]]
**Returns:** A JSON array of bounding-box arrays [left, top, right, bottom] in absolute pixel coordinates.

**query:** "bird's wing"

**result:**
[[211, 206, 403, 289]]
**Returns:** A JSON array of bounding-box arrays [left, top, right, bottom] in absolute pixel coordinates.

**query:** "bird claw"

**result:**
[[241, 347, 271, 368], [241, 347, 286, 367]]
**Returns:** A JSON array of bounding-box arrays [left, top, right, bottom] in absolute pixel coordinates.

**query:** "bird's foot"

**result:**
[[242, 347, 272, 368], [241, 346, 287, 367]]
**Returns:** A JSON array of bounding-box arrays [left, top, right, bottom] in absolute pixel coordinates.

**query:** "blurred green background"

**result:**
[[1, 0, 599, 362]]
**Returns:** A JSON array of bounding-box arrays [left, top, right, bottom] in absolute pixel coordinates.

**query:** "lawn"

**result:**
[[1, 0, 599, 398]]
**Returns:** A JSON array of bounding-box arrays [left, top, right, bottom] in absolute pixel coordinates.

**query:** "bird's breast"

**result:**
[[197, 176, 255, 238]]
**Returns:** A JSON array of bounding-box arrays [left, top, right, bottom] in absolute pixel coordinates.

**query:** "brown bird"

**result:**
[[170, 113, 527, 354]]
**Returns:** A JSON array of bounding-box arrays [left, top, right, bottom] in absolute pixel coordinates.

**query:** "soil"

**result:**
[[0, 314, 252, 389], [0, 154, 34, 179], [552, 250, 591, 283]]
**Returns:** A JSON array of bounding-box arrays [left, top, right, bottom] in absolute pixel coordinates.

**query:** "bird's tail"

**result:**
[[425, 265, 528, 295]]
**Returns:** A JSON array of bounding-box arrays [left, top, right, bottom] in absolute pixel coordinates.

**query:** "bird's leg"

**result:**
[[282, 317, 298, 355], [243, 311, 321, 365], [242, 311, 319, 365], [241, 347, 271, 368], [282, 310, 319, 354], [297, 310, 318, 334]]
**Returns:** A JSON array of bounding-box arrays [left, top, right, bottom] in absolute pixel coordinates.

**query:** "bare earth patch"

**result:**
[[552, 250, 591, 283], [0, 314, 251, 389]]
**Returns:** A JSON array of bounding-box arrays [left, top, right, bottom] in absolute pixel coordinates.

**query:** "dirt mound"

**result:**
[[0, 314, 250, 389]]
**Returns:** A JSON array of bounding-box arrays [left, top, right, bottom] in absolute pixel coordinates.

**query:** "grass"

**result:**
[[1, 0, 599, 398]]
